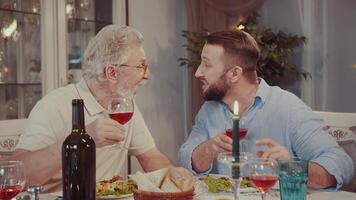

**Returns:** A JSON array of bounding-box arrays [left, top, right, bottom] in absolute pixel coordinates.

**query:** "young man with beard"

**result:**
[[10, 25, 192, 192], [178, 30, 354, 189]]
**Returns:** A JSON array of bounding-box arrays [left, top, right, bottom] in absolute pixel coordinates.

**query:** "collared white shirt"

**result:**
[[16, 78, 156, 192]]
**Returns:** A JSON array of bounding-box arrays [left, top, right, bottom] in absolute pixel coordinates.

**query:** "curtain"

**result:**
[[260, 0, 356, 112], [298, 0, 328, 110]]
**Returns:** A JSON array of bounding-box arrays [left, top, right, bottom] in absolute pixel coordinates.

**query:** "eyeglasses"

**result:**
[[119, 63, 149, 75]]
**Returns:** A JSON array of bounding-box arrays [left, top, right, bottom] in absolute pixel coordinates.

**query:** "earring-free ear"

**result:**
[[230, 66, 243, 82], [105, 66, 118, 83]]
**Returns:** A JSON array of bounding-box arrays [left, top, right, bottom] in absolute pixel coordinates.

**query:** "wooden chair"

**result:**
[[0, 119, 28, 158], [314, 111, 356, 192]]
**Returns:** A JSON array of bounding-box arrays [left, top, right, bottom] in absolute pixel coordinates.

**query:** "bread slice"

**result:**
[[177, 176, 195, 191], [144, 168, 168, 188], [132, 171, 163, 192], [160, 174, 182, 192]]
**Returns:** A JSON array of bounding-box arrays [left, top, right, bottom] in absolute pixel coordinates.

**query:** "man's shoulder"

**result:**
[[268, 86, 306, 106], [33, 84, 77, 113], [46, 84, 76, 99]]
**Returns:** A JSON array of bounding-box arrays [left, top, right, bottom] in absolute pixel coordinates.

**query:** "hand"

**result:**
[[206, 133, 232, 158], [86, 118, 126, 148], [168, 167, 194, 182], [255, 139, 291, 160]]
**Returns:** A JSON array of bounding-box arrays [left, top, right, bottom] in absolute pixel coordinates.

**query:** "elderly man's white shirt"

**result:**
[[16, 79, 156, 192]]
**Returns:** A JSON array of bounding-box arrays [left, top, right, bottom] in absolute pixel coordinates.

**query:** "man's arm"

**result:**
[[136, 147, 194, 181], [308, 161, 337, 189], [192, 134, 232, 173], [288, 99, 353, 189], [136, 147, 175, 172], [9, 139, 64, 186]]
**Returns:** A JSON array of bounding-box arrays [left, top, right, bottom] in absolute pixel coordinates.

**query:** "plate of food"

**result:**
[[96, 175, 136, 199], [202, 175, 259, 194]]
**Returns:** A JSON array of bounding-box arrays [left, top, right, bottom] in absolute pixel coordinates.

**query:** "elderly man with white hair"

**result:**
[[10, 25, 191, 192]]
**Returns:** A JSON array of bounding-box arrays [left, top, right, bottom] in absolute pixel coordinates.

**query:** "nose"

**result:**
[[143, 67, 150, 80], [195, 64, 203, 78]]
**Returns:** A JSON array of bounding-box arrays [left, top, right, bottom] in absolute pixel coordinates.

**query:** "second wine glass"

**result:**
[[0, 160, 26, 200], [249, 159, 278, 200]]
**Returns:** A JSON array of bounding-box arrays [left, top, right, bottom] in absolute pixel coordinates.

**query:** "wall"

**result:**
[[128, 0, 188, 171], [259, 0, 356, 112]]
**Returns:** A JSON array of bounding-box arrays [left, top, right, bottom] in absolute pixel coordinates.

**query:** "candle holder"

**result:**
[[217, 152, 252, 200]]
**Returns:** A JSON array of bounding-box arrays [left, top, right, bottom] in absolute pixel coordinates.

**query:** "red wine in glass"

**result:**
[[250, 175, 278, 193], [225, 128, 247, 140], [0, 185, 22, 200], [110, 112, 133, 125], [108, 97, 134, 125]]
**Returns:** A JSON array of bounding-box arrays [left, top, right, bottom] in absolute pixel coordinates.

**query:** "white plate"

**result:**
[[97, 193, 133, 199]]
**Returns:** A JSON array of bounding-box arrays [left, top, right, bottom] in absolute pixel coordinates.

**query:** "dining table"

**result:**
[[15, 179, 356, 200], [14, 190, 356, 200]]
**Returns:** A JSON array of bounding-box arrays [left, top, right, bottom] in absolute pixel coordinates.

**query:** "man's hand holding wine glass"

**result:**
[[86, 118, 126, 148]]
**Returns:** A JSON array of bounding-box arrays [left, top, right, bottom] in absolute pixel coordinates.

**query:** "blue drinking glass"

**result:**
[[277, 158, 309, 200]]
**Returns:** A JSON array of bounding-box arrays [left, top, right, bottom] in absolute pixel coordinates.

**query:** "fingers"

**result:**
[[86, 118, 126, 147], [104, 118, 126, 132], [103, 131, 125, 142], [215, 134, 232, 152], [255, 138, 278, 148], [261, 146, 291, 161]]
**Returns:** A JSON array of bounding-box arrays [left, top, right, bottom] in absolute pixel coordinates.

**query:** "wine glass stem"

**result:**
[[233, 178, 241, 200], [261, 192, 267, 200]]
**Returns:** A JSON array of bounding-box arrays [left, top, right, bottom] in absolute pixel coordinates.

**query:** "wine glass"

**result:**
[[225, 128, 248, 140], [108, 97, 134, 125], [107, 97, 134, 149], [249, 159, 278, 200], [217, 152, 252, 200], [0, 161, 26, 200]]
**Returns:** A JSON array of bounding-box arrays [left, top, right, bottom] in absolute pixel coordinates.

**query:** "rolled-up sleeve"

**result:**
[[178, 106, 212, 175], [289, 103, 354, 190]]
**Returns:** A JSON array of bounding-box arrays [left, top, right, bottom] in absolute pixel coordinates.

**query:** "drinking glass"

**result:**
[[107, 97, 134, 149], [225, 128, 248, 140], [249, 159, 278, 200], [217, 152, 252, 200], [277, 158, 309, 200], [0, 161, 26, 200], [108, 97, 134, 125]]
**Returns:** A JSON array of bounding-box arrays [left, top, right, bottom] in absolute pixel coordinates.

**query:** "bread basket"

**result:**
[[133, 187, 194, 200]]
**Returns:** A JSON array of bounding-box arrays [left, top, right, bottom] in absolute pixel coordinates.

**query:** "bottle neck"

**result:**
[[72, 101, 85, 132]]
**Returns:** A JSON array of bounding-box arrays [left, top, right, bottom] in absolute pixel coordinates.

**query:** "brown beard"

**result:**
[[202, 73, 229, 101]]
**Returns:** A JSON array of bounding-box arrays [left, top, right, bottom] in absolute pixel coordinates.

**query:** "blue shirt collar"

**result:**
[[221, 77, 271, 116], [255, 78, 270, 106]]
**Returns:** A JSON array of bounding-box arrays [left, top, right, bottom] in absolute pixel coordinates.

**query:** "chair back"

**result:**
[[314, 111, 356, 192], [0, 119, 28, 156]]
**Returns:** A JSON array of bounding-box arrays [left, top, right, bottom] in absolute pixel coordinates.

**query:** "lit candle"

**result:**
[[232, 101, 240, 161], [231, 101, 240, 180]]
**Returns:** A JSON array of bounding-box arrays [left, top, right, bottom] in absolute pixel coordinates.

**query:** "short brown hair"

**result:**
[[206, 30, 260, 73]]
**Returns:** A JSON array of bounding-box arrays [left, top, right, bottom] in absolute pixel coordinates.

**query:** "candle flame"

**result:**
[[237, 24, 245, 30], [233, 101, 239, 116]]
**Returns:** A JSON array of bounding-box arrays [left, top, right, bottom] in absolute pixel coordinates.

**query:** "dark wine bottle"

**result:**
[[62, 99, 96, 200]]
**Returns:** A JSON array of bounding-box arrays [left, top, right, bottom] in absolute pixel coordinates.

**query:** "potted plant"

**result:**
[[179, 13, 310, 88]]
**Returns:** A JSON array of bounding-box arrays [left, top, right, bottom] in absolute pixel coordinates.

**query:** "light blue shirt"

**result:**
[[178, 78, 354, 190]]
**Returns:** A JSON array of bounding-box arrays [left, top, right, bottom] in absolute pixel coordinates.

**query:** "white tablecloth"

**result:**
[[15, 189, 356, 200]]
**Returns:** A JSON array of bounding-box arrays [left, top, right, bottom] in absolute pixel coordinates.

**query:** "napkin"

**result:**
[[129, 168, 194, 192]]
